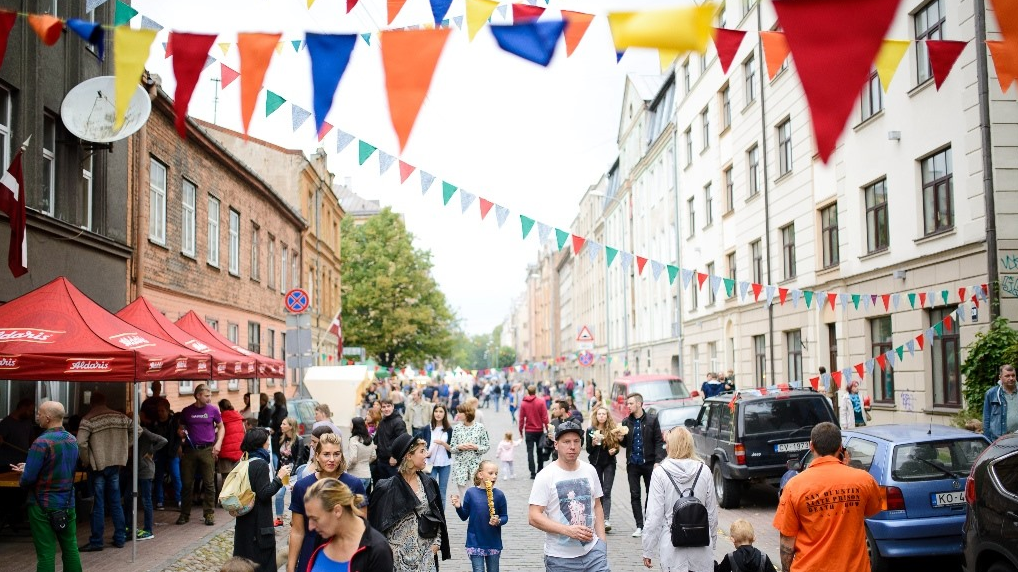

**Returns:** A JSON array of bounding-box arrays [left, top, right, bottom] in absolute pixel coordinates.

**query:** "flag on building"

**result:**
[[327, 310, 343, 357], [0, 149, 26, 277]]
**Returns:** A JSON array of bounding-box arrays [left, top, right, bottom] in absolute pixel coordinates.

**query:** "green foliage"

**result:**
[[447, 328, 516, 370], [960, 317, 1018, 418], [340, 208, 455, 368]]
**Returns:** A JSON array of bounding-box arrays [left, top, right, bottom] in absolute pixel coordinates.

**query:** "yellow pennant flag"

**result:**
[[608, 4, 715, 54], [218, 42, 231, 55], [874, 39, 910, 93], [113, 26, 157, 129], [307, 0, 315, 7], [659, 49, 679, 72], [275, 41, 285, 55], [466, 0, 499, 41]]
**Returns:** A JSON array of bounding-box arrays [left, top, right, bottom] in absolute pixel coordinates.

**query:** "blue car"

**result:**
[[779, 424, 989, 572]]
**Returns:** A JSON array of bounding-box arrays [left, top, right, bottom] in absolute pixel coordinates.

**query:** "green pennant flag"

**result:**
[[851, 294, 860, 309], [907, 293, 916, 308], [442, 182, 457, 205], [115, 0, 138, 26], [803, 290, 813, 308], [896, 345, 904, 361], [265, 90, 286, 117], [605, 246, 619, 267], [723, 278, 735, 298], [555, 228, 569, 250], [358, 140, 377, 165], [520, 215, 535, 239], [933, 322, 943, 336], [667, 265, 678, 285], [941, 290, 949, 304]]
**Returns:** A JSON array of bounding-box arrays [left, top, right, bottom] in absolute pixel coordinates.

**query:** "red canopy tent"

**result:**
[[117, 297, 253, 380], [175, 310, 286, 379]]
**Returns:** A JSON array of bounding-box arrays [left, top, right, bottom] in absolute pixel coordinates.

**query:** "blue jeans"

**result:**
[[274, 485, 286, 516], [430, 464, 451, 512], [89, 466, 126, 547], [492, 395, 500, 412], [139, 479, 153, 533], [470, 554, 500, 572], [154, 454, 181, 504]]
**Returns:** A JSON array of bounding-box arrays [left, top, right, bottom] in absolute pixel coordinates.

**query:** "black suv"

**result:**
[[685, 387, 837, 508], [963, 432, 1018, 572]]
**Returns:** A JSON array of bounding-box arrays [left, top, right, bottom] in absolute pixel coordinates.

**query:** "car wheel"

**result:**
[[713, 461, 741, 509], [866, 527, 888, 572], [988, 561, 1018, 572]]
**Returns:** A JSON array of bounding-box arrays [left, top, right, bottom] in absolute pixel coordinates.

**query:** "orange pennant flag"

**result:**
[[990, 0, 1018, 47], [388, 0, 410, 24], [28, 14, 63, 46], [561, 10, 595, 57], [987, 40, 1018, 91], [759, 31, 789, 80], [382, 28, 451, 151], [238, 33, 281, 136]]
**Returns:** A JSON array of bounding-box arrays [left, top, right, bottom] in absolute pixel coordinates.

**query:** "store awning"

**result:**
[[175, 311, 285, 378]]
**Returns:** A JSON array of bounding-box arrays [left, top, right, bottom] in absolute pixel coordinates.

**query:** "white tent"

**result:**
[[301, 365, 374, 433]]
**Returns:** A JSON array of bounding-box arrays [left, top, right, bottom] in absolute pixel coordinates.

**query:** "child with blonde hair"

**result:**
[[716, 519, 777, 572], [495, 431, 523, 479], [451, 460, 508, 571]]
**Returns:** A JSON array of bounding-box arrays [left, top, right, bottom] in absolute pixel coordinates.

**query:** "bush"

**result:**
[[960, 318, 1018, 418]]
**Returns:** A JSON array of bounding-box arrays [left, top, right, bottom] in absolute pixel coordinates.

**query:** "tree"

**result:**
[[340, 208, 455, 368], [960, 317, 1018, 419]]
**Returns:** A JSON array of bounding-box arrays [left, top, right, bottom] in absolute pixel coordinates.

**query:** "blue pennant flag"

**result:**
[[86, 0, 109, 13], [586, 240, 601, 263], [790, 289, 801, 307], [305, 33, 357, 135], [452, 15, 464, 29], [619, 251, 633, 270], [430, 0, 454, 25], [336, 130, 355, 153], [495, 205, 510, 227], [360, 33, 372, 45], [490, 20, 566, 67], [420, 171, 436, 194], [616, 50, 625, 63], [378, 151, 396, 175], [66, 19, 105, 60], [291, 104, 312, 131], [460, 190, 476, 213], [140, 15, 163, 30], [650, 260, 664, 280]]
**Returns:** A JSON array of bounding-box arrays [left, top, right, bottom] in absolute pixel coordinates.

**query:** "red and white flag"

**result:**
[[0, 150, 26, 277], [327, 310, 343, 357]]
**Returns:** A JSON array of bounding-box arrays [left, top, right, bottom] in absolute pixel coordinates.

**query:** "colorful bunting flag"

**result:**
[[561, 11, 595, 57], [347, 0, 359, 13], [318, 121, 333, 141], [987, 40, 1018, 91], [430, 0, 454, 24], [399, 160, 415, 183], [220, 63, 240, 88], [336, 130, 355, 153], [606, 246, 619, 267], [388, 0, 410, 24], [479, 198, 494, 219], [608, 4, 715, 54], [555, 228, 569, 250], [170, 33, 218, 138], [378, 151, 396, 175], [466, 0, 499, 41], [360, 33, 371, 46], [512, 4, 545, 22], [495, 205, 510, 227], [420, 171, 436, 194], [460, 190, 476, 213], [305, 33, 357, 135], [113, 27, 157, 130], [926, 40, 968, 90], [442, 182, 457, 205], [239, 33, 282, 134], [620, 251, 633, 270], [358, 140, 377, 165], [668, 265, 679, 285], [636, 256, 648, 275], [28, 15, 62, 46], [291, 104, 312, 132], [521, 215, 536, 239], [86, 0, 109, 14], [453, 15, 464, 29], [114, 0, 138, 26], [537, 222, 551, 243], [571, 234, 586, 255], [490, 21, 566, 67], [586, 240, 602, 263], [713, 28, 747, 73], [265, 90, 286, 117], [140, 15, 162, 31], [874, 39, 910, 92], [650, 260, 664, 280], [381, 29, 451, 150]]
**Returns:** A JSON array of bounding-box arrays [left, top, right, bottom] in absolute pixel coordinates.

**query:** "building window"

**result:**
[[0, 87, 11, 168], [777, 119, 792, 176], [207, 196, 220, 266], [206, 317, 219, 331], [720, 84, 731, 131], [687, 197, 696, 237], [267, 236, 276, 289], [247, 321, 261, 354], [682, 59, 691, 93], [716, 2, 727, 29], [267, 328, 275, 358], [684, 127, 693, 166], [747, 145, 760, 197], [148, 158, 167, 243], [751, 239, 763, 284], [227, 322, 239, 344], [930, 306, 960, 407], [723, 166, 734, 213], [181, 179, 196, 257], [915, 0, 945, 85], [701, 106, 710, 150], [699, 51, 707, 74], [828, 323, 838, 372], [870, 316, 894, 403], [743, 0, 756, 16], [228, 208, 240, 275], [787, 330, 802, 383], [292, 253, 299, 288], [79, 155, 93, 231], [861, 71, 883, 120], [781, 223, 796, 279], [704, 183, 713, 226], [864, 179, 889, 253], [754, 335, 766, 386], [281, 244, 289, 292], [178, 380, 194, 395], [744, 56, 757, 105], [921, 147, 953, 235], [726, 252, 736, 297], [647, 79, 675, 144], [820, 203, 839, 268], [690, 277, 699, 310], [39, 114, 56, 215], [706, 262, 716, 305], [250, 224, 260, 280]]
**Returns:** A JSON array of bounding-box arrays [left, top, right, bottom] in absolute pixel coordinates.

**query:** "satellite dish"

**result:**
[[60, 76, 152, 143]]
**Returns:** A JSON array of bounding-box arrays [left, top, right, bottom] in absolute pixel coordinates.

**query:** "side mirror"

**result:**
[[690, 390, 700, 398], [617, 395, 625, 405], [684, 418, 696, 429]]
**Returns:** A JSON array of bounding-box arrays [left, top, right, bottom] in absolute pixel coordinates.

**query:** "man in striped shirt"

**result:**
[[13, 400, 82, 572]]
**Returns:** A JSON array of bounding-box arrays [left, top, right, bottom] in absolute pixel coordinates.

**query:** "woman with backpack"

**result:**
[[233, 429, 290, 572], [640, 427, 718, 572]]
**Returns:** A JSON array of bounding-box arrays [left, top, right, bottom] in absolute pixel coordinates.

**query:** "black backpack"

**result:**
[[663, 464, 710, 547]]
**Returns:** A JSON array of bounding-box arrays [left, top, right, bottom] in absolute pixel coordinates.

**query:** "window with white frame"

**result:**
[[820, 203, 839, 268], [181, 179, 196, 256], [207, 196, 220, 266], [747, 145, 760, 197], [79, 155, 93, 231], [41, 115, 56, 215], [682, 60, 691, 93], [227, 322, 239, 343], [777, 119, 792, 176], [915, 0, 945, 85], [0, 87, 11, 169], [292, 253, 299, 289], [687, 197, 696, 237], [250, 223, 260, 280], [281, 244, 289, 292], [704, 182, 713, 226], [267, 236, 276, 289], [865, 179, 889, 253], [861, 71, 883, 121], [751, 239, 763, 284], [701, 106, 710, 150], [684, 127, 693, 166], [229, 208, 240, 275], [726, 251, 736, 297], [921, 147, 953, 235], [720, 84, 731, 131], [781, 223, 796, 279], [706, 262, 716, 305], [786, 330, 803, 383], [248, 321, 261, 353], [149, 158, 167, 243], [724, 166, 734, 213], [178, 380, 194, 395], [744, 56, 757, 105]]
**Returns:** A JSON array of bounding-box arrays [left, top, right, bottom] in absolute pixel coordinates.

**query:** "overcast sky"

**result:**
[[132, 0, 670, 335]]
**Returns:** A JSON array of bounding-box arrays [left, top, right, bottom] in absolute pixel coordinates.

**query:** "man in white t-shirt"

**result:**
[[528, 420, 611, 571]]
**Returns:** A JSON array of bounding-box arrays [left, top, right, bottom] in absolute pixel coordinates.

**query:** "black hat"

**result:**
[[555, 421, 583, 441], [391, 432, 416, 463]]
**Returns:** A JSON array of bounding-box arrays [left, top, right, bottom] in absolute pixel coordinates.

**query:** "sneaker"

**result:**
[[632, 527, 643, 538], [204, 515, 215, 526], [136, 530, 154, 541], [175, 515, 189, 525], [605, 520, 612, 533], [273, 517, 283, 527], [155, 503, 165, 511]]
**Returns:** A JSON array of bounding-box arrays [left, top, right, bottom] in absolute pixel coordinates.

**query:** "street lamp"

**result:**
[[590, 191, 630, 377]]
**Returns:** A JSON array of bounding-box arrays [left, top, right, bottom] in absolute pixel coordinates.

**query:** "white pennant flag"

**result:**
[[766, 285, 776, 306], [739, 280, 750, 300], [292, 104, 312, 131], [906, 339, 916, 356], [336, 130, 355, 153], [537, 222, 552, 244], [420, 171, 436, 194], [839, 293, 849, 309], [586, 240, 601, 263], [495, 205, 510, 227], [681, 268, 694, 289], [620, 251, 633, 270], [460, 190, 476, 213], [650, 260, 664, 280], [790, 289, 801, 307], [378, 151, 396, 175], [892, 293, 901, 310]]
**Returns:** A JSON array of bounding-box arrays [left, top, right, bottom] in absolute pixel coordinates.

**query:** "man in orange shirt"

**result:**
[[772, 422, 882, 572]]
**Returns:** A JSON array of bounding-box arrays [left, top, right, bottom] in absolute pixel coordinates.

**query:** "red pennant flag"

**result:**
[[170, 33, 219, 138], [916, 333, 925, 351], [318, 121, 334, 141], [513, 4, 545, 22], [561, 10, 594, 57], [809, 376, 820, 390], [827, 292, 837, 310], [347, 0, 359, 12], [478, 198, 494, 219], [957, 287, 966, 304], [831, 370, 843, 389], [777, 383, 790, 392], [398, 160, 415, 183], [0, 11, 16, 70], [881, 294, 890, 311], [918, 292, 927, 307], [28, 14, 62, 46], [986, 41, 1018, 92], [0, 149, 26, 277], [982, 283, 989, 297], [712, 28, 747, 73], [636, 256, 648, 275], [165, 36, 174, 58], [571, 234, 586, 254], [926, 40, 967, 90], [770, 0, 900, 163], [759, 31, 790, 80], [751, 283, 763, 301], [388, 0, 410, 24], [727, 392, 738, 411], [972, 294, 979, 308], [944, 315, 954, 332], [778, 287, 788, 305], [697, 272, 708, 289], [876, 354, 887, 371], [382, 29, 451, 150], [854, 363, 865, 380], [220, 63, 240, 89]]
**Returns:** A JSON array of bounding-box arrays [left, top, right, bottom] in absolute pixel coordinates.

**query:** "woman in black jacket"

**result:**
[[233, 429, 290, 572], [586, 405, 622, 533], [304, 478, 393, 571]]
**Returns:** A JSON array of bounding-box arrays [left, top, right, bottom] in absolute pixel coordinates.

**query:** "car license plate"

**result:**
[[775, 442, 809, 453], [931, 491, 966, 507]]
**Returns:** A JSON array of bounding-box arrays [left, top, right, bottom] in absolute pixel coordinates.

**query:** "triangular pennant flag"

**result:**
[[140, 15, 163, 31], [659, 49, 680, 72], [561, 10, 595, 57], [453, 15, 464, 29], [941, 290, 950, 304], [944, 314, 954, 332], [382, 29, 451, 150], [318, 122, 333, 141], [169, 33, 219, 138], [606, 246, 619, 267], [916, 331, 926, 350], [202, 55, 217, 71], [828, 292, 838, 310], [862, 295, 871, 310], [28, 15, 62, 47], [305, 33, 357, 135], [347, 0, 360, 13], [292, 40, 303, 52], [809, 377, 820, 391], [854, 363, 866, 380], [838, 293, 848, 309], [218, 42, 230, 55], [651, 260, 664, 280], [668, 265, 679, 285], [620, 252, 634, 271], [442, 182, 457, 205], [891, 347, 902, 364], [616, 50, 626, 63], [751, 282, 763, 301], [0, 11, 15, 70], [816, 291, 827, 310], [378, 151, 397, 175], [496, 5, 508, 19], [697, 272, 708, 290], [607, 4, 715, 53], [113, 28, 157, 129], [956, 306, 966, 324], [636, 256, 649, 275], [520, 215, 536, 239], [803, 290, 814, 308], [387, 0, 410, 24], [738, 280, 749, 300], [709, 275, 722, 296], [420, 171, 436, 194], [360, 33, 372, 46], [933, 322, 943, 336], [851, 294, 861, 309], [114, 0, 138, 26], [586, 240, 602, 263], [907, 292, 917, 308], [239, 33, 282, 133], [86, 0, 109, 14], [512, 4, 545, 22], [842, 368, 853, 386], [724, 278, 735, 298], [778, 287, 789, 305], [291, 104, 313, 131], [571, 234, 586, 255], [865, 359, 875, 374], [274, 42, 285, 55], [336, 130, 355, 153], [490, 21, 566, 67], [906, 339, 916, 356], [495, 205, 510, 227], [466, 0, 499, 41], [220, 63, 240, 89], [459, 190, 476, 213], [986, 40, 1018, 91], [398, 160, 415, 183], [682, 269, 694, 290], [358, 140, 377, 165], [555, 228, 569, 250], [958, 287, 967, 303], [478, 198, 494, 219], [712, 28, 746, 73], [874, 39, 910, 92], [881, 294, 890, 311], [537, 222, 551, 244], [875, 353, 887, 371], [430, 0, 454, 24], [67, 19, 105, 60], [791, 289, 801, 307], [759, 31, 790, 80], [766, 285, 776, 306], [918, 292, 927, 307], [926, 40, 968, 90], [770, 0, 900, 162]]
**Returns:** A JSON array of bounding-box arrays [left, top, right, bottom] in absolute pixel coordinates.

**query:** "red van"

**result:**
[[609, 374, 699, 423]]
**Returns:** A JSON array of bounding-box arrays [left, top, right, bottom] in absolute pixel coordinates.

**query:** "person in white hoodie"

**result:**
[[641, 427, 718, 572]]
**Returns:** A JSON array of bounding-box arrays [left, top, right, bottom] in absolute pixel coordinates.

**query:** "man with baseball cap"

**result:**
[[528, 421, 610, 571]]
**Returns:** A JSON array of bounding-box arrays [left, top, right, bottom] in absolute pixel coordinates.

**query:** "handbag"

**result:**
[[35, 491, 70, 533]]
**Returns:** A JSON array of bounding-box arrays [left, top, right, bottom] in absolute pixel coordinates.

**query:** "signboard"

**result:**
[[286, 313, 311, 328], [284, 329, 312, 354], [577, 325, 594, 351], [577, 351, 595, 367], [285, 288, 310, 314]]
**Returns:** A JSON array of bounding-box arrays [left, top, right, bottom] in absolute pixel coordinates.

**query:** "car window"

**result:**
[[845, 438, 878, 471], [611, 384, 625, 402], [297, 401, 316, 423], [990, 451, 1018, 496], [627, 379, 691, 402], [707, 404, 722, 433], [718, 404, 733, 440], [658, 406, 700, 428], [742, 397, 830, 435], [891, 438, 989, 482]]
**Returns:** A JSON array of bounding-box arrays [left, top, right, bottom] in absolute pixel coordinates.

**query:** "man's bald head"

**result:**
[[37, 401, 65, 428]]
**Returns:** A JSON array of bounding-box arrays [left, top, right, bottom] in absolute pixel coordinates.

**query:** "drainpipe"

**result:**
[[973, 0, 1000, 319], [672, 124, 684, 379], [756, 6, 776, 386]]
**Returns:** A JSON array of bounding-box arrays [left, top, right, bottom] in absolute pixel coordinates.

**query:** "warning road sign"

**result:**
[[576, 325, 594, 342]]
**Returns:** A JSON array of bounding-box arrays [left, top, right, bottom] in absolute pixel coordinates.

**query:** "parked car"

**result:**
[[963, 432, 1018, 572], [685, 386, 837, 508], [286, 398, 320, 436], [647, 403, 702, 438], [608, 374, 699, 423]]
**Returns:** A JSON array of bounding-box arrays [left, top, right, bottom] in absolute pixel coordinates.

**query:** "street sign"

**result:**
[[286, 355, 314, 368], [284, 328, 313, 354], [286, 313, 311, 328], [285, 288, 310, 314], [577, 351, 595, 367], [578, 341, 594, 351], [576, 325, 594, 342]]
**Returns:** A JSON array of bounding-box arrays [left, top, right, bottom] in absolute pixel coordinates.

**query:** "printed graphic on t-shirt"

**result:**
[[555, 478, 593, 546], [802, 486, 865, 515]]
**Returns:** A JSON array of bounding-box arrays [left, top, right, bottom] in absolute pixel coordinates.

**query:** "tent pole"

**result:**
[[132, 381, 140, 562]]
